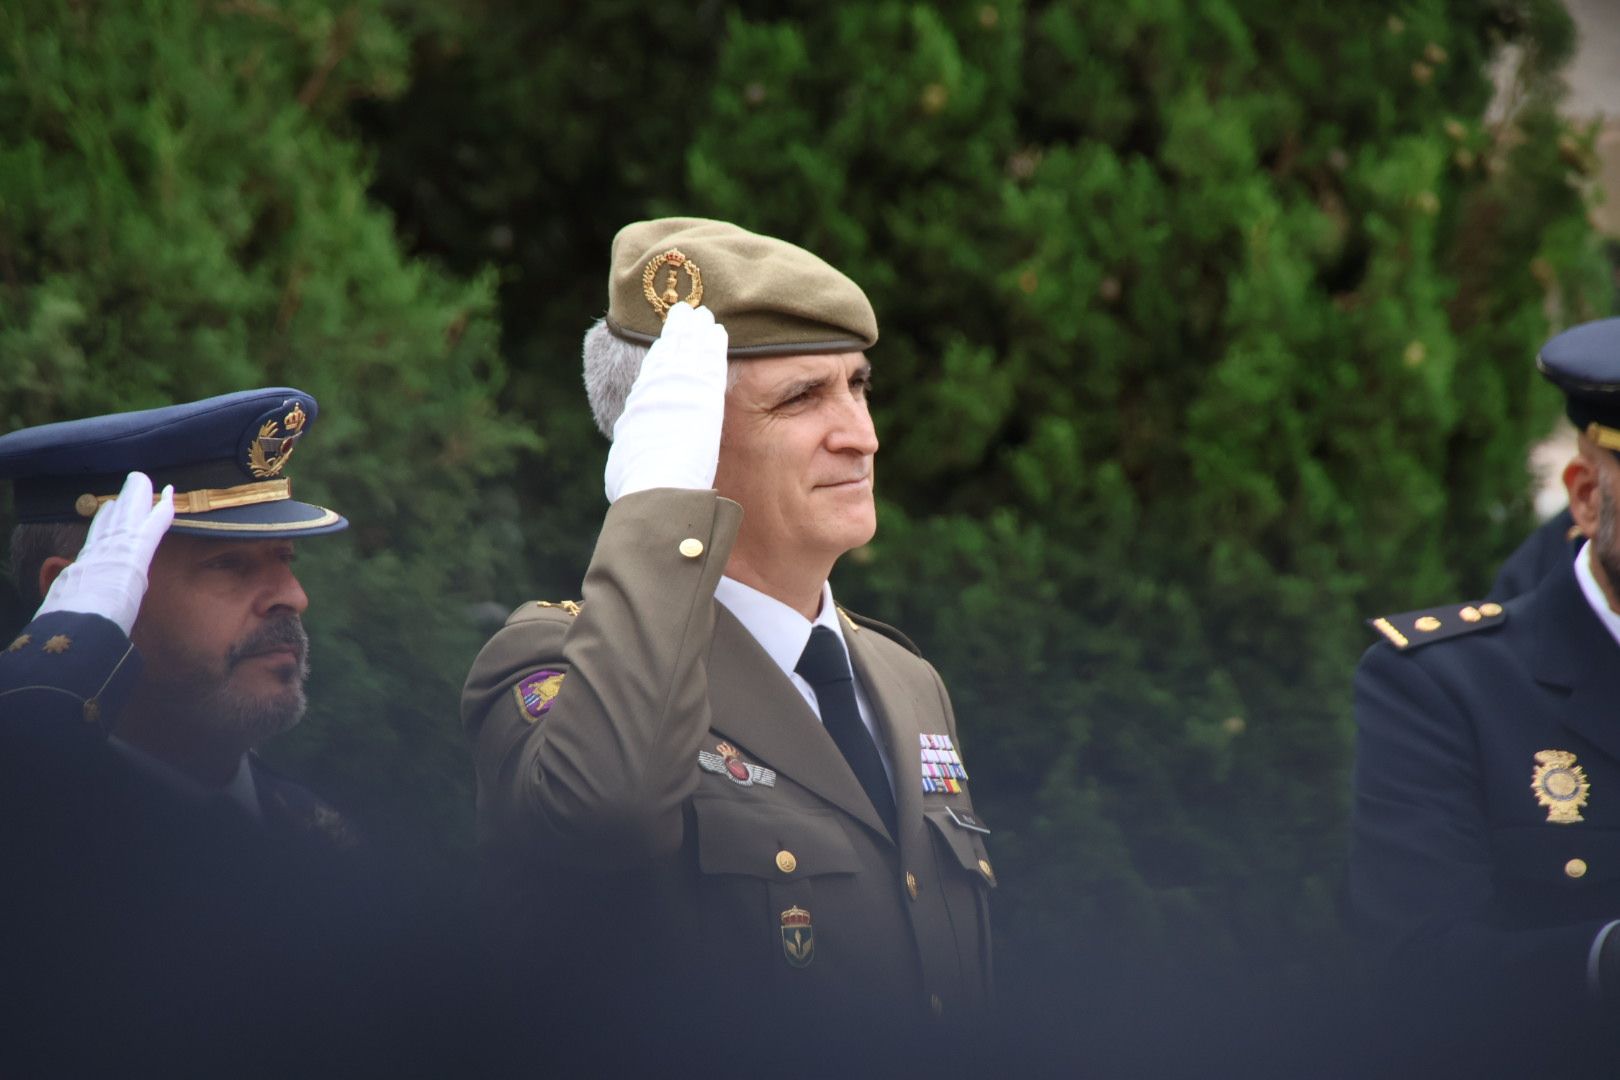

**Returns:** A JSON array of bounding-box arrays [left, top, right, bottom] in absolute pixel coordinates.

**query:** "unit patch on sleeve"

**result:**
[[513, 670, 565, 722]]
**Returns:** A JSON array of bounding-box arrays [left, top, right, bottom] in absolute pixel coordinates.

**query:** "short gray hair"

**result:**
[[581, 317, 742, 438], [582, 317, 650, 438], [9, 522, 91, 607]]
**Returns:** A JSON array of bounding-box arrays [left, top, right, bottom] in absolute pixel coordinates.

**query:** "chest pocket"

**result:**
[[925, 808, 996, 889], [693, 795, 862, 881], [1491, 827, 1620, 890]]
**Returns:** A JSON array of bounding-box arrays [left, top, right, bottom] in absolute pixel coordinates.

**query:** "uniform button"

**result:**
[[775, 850, 798, 874], [678, 538, 704, 558], [929, 993, 944, 1017], [905, 871, 919, 900], [1566, 858, 1588, 879], [977, 858, 997, 885], [83, 699, 100, 726]]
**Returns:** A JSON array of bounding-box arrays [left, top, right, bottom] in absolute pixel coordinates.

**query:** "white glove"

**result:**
[[36, 471, 175, 635], [604, 301, 729, 503]]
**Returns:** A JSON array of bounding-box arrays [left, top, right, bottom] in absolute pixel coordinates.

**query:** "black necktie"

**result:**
[[795, 626, 897, 838]]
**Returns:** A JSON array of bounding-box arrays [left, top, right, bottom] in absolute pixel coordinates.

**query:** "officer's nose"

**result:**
[[268, 570, 310, 617], [827, 385, 879, 458], [255, 547, 309, 617]]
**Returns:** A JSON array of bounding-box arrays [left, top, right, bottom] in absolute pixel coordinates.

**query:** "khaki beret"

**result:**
[[605, 217, 878, 358]]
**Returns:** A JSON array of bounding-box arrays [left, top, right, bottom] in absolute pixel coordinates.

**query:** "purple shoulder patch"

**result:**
[[513, 669, 565, 721]]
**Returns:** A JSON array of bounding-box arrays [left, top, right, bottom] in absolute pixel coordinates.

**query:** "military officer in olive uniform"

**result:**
[[463, 219, 994, 1069], [1349, 318, 1620, 1071]]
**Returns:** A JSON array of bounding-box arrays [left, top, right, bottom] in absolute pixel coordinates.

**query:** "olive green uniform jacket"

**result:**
[[462, 488, 993, 1036]]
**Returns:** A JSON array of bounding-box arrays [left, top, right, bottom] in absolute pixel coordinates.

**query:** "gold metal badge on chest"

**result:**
[[1531, 749, 1590, 824]]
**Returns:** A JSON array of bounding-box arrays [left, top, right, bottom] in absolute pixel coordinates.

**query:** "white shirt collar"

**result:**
[[712, 575, 893, 787], [107, 737, 263, 822], [1574, 540, 1620, 651], [713, 576, 850, 682]]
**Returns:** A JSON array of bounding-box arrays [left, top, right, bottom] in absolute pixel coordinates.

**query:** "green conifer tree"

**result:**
[[360, 0, 1612, 1011], [679, 0, 1610, 989]]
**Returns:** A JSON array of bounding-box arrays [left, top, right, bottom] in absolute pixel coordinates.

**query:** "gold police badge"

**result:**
[[641, 248, 704, 320], [1531, 749, 1590, 824]]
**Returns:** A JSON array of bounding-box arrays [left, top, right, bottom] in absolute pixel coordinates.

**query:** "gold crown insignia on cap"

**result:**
[[642, 248, 704, 320], [247, 401, 308, 479]]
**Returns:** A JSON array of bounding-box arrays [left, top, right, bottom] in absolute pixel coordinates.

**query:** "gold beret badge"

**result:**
[[641, 248, 704, 320]]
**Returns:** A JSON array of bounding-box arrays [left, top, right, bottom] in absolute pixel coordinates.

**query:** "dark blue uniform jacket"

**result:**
[[0, 611, 448, 1076], [1351, 556, 1620, 1059]]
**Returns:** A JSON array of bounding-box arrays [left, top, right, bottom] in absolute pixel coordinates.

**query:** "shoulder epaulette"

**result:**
[[534, 600, 583, 616], [1367, 601, 1506, 651], [837, 606, 922, 656]]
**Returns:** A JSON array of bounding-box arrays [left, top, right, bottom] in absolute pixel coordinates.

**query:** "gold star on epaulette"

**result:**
[[42, 635, 72, 654], [6, 634, 30, 652], [535, 600, 583, 617], [1368, 601, 1506, 651]]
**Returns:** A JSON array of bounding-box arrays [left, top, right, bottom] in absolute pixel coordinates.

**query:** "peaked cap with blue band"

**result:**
[[1538, 318, 1620, 452], [0, 388, 347, 538]]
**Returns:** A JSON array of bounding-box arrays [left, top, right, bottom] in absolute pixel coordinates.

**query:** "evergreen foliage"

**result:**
[[2, 0, 1611, 1018], [359, 0, 1611, 996], [687, 0, 1611, 991]]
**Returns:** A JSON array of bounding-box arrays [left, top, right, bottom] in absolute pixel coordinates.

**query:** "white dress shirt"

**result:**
[[1575, 539, 1620, 649], [713, 575, 897, 792], [1574, 540, 1620, 991]]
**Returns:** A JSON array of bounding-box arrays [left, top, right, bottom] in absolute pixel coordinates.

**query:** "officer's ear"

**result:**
[[1565, 440, 1604, 540], [37, 556, 72, 604]]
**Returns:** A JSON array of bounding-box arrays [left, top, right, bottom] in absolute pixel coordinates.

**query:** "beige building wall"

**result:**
[[1525, 0, 1617, 520], [1565, 0, 1620, 237]]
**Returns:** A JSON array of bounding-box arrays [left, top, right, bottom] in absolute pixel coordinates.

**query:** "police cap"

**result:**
[[0, 388, 347, 538], [1538, 318, 1620, 452]]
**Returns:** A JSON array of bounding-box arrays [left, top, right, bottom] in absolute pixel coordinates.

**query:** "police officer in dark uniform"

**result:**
[[0, 389, 400, 1074], [1349, 317, 1620, 1072]]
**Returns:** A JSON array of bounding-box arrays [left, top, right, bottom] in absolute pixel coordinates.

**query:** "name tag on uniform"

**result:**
[[945, 806, 990, 834]]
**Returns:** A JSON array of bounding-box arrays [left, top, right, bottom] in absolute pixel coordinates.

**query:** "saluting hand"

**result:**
[[35, 470, 175, 635], [603, 301, 729, 503]]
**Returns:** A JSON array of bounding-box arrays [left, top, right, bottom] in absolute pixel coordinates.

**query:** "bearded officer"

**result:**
[[1349, 317, 1620, 1071], [463, 218, 994, 1068], [0, 389, 389, 1073]]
